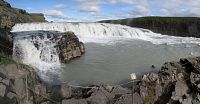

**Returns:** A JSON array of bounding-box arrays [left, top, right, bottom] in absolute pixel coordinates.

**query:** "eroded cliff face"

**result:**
[[0, 0, 46, 56], [99, 17, 200, 38]]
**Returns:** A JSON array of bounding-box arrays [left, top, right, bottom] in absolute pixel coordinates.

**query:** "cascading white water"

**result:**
[[11, 23, 153, 43], [13, 31, 61, 73], [12, 22, 200, 45]]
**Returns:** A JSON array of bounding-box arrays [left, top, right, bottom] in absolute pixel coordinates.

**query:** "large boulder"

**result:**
[[87, 87, 115, 104], [0, 63, 44, 104], [171, 81, 189, 102], [57, 31, 85, 63], [50, 84, 72, 101], [62, 98, 88, 104], [0, 84, 6, 97], [180, 57, 200, 73], [115, 93, 143, 104], [111, 86, 131, 95]]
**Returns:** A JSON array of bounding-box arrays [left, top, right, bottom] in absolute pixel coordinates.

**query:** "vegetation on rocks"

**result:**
[[0, 53, 14, 65], [0, 0, 47, 56]]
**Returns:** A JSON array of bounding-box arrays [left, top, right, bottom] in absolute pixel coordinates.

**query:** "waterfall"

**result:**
[[11, 23, 156, 43], [11, 22, 200, 82], [12, 22, 200, 45], [12, 31, 62, 72], [12, 23, 200, 69]]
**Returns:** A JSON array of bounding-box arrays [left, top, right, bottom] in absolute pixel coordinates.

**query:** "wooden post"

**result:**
[[69, 86, 71, 97], [26, 74, 28, 102], [130, 73, 137, 104]]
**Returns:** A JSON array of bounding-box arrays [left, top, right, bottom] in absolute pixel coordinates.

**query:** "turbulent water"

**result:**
[[12, 31, 64, 79], [12, 23, 200, 45], [11, 23, 200, 85]]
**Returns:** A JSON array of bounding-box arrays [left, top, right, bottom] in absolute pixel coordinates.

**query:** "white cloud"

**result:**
[[43, 10, 65, 18], [107, 0, 141, 5], [129, 5, 151, 17], [75, 0, 139, 5], [44, 0, 200, 22], [78, 3, 100, 13], [156, 0, 200, 16], [27, 7, 32, 10], [75, 0, 152, 18], [54, 4, 67, 9], [75, 0, 200, 18], [43, 10, 75, 22]]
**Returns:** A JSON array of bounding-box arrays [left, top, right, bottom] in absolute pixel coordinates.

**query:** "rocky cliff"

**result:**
[[0, 0, 46, 56], [99, 17, 200, 38], [1, 54, 200, 104]]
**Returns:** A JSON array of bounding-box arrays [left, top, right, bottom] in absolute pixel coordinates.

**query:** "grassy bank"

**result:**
[[0, 53, 14, 65]]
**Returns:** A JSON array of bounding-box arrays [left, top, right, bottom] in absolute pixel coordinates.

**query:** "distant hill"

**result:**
[[99, 16, 200, 38], [0, 0, 46, 24], [0, 0, 47, 55]]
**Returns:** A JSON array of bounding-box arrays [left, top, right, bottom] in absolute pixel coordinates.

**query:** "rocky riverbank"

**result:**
[[0, 55, 200, 104]]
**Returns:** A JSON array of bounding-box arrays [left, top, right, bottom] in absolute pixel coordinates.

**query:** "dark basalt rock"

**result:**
[[137, 57, 200, 104], [57, 31, 85, 63]]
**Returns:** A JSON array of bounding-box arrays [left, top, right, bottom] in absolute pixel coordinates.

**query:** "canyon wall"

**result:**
[[99, 17, 200, 38]]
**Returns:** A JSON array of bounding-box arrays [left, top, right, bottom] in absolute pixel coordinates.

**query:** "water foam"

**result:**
[[11, 22, 200, 45], [12, 31, 62, 80]]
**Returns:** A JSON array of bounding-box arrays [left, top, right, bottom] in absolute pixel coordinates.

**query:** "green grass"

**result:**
[[0, 53, 14, 65], [0, 53, 30, 69], [143, 83, 156, 104], [30, 13, 47, 22]]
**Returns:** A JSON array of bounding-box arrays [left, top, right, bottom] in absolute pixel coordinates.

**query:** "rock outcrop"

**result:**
[[0, 0, 46, 56], [133, 57, 200, 104], [57, 31, 85, 63]]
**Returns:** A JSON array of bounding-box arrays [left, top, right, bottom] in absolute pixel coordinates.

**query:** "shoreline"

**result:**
[[1, 55, 199, 104]]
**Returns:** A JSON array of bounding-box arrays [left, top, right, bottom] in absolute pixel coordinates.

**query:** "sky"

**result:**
[[5, 0, 200, 22]]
